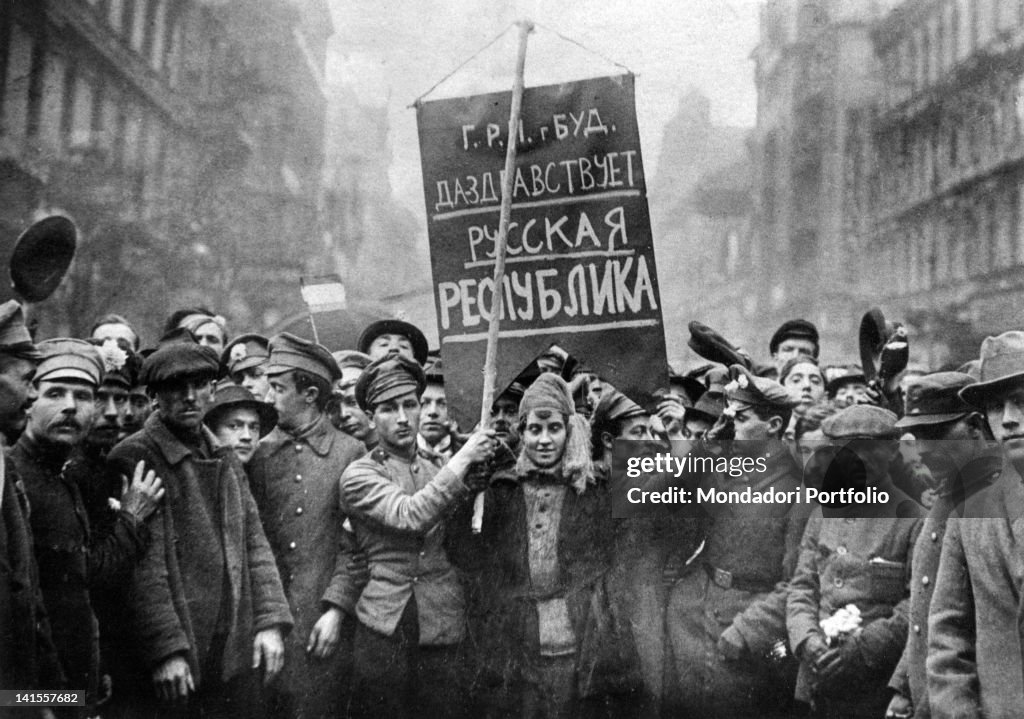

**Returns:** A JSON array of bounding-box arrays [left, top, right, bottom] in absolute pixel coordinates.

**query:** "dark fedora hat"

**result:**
[[357, 319, 429, 366], [203, 382, 277, 438], [959, 331, 1024, 408]]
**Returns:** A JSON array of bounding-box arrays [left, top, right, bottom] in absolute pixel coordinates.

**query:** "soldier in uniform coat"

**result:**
[[788, 405, 923, 719], [13, 339, 163, 716], [664, 365, 807, 719], [339, 354, 495, 719], [884, 372, 997, 719], [927, 331, 1024, 719], [247, 333, 366, 719]]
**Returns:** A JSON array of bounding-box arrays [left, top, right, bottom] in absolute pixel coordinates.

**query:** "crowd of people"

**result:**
[[0, 301, 1022, 719]]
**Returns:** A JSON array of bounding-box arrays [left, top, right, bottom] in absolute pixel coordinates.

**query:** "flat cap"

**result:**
[[356, 354, 426, 411], [221, 334, 269, 376], [35, 338, 104, 386], [204, 381, 277, 438], [723, 365, 797, 412], [896, 372, 975, 429], [822, 404, 899, 440], [265, 333, 340, 384], [0, 300, 38, 354], [769, 319, 819, 356], [357, 319, 429, 366], [141, 338, 219, 386], [592, 390, 647, 428], [333, 350, 372, 371]]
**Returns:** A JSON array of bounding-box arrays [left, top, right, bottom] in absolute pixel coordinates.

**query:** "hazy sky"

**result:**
[[327, 0, 760, 213]]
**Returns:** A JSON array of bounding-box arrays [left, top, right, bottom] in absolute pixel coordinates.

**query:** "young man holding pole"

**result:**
[[339, 354, 495, 719]]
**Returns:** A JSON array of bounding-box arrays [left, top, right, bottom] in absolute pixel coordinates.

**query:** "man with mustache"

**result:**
[[491, 380, 524, 452], [13, 339, 163, 716]]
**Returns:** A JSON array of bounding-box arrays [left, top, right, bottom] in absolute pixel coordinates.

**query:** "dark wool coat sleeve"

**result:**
[[786, 511, 825, 656], [728, 501, 812, 655], [110, 440, 192, 668], [239, 467, 293, 635]]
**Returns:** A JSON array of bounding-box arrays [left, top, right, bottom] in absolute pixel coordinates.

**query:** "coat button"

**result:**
[[295, 445, 302, 452], [836, 546, 847, 555], [289, 542, 297, 550], [930, 532, 938, 541], [296, 507, 303, 516], [913, 624, 920, 634], [921, 576, 929, 586], [411, 465, 419, 474], [833, 577, 844, 588]]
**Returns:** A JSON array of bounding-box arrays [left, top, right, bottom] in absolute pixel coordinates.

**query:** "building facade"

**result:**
[[0, 0, 332, 340], [850, 0, 1024, 366]]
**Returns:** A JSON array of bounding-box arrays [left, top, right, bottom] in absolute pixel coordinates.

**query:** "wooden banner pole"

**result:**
[[472, 19, 533, 534]]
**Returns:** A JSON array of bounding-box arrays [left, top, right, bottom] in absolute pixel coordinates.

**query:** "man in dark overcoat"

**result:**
[[664, 366, 808, 719], [107, 335, 292, 718], [13, 339, 162, 716]]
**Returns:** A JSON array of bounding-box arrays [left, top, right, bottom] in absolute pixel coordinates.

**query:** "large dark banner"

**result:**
[[417, 74, 667, 428]]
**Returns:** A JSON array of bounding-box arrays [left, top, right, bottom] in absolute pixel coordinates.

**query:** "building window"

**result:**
[[131, 0, 148, 52], [108, 0, 124, 32], [60, 65, 74, 146], [969, 0, 980, 51]]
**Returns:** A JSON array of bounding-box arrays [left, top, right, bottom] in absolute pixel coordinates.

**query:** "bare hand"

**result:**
[[800, 634, 829, 664], [152, 654, 193, 703], [120, 460, 165, 522], [307, 607, 343, 660], [253, 628, 285, 685], [656, 396, 687, 436], [455, 428, 497, 465], [885, 693, 913, 718]]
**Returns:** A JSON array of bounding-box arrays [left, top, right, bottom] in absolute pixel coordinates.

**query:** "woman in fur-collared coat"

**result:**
[[458, 373, 633, 719]]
